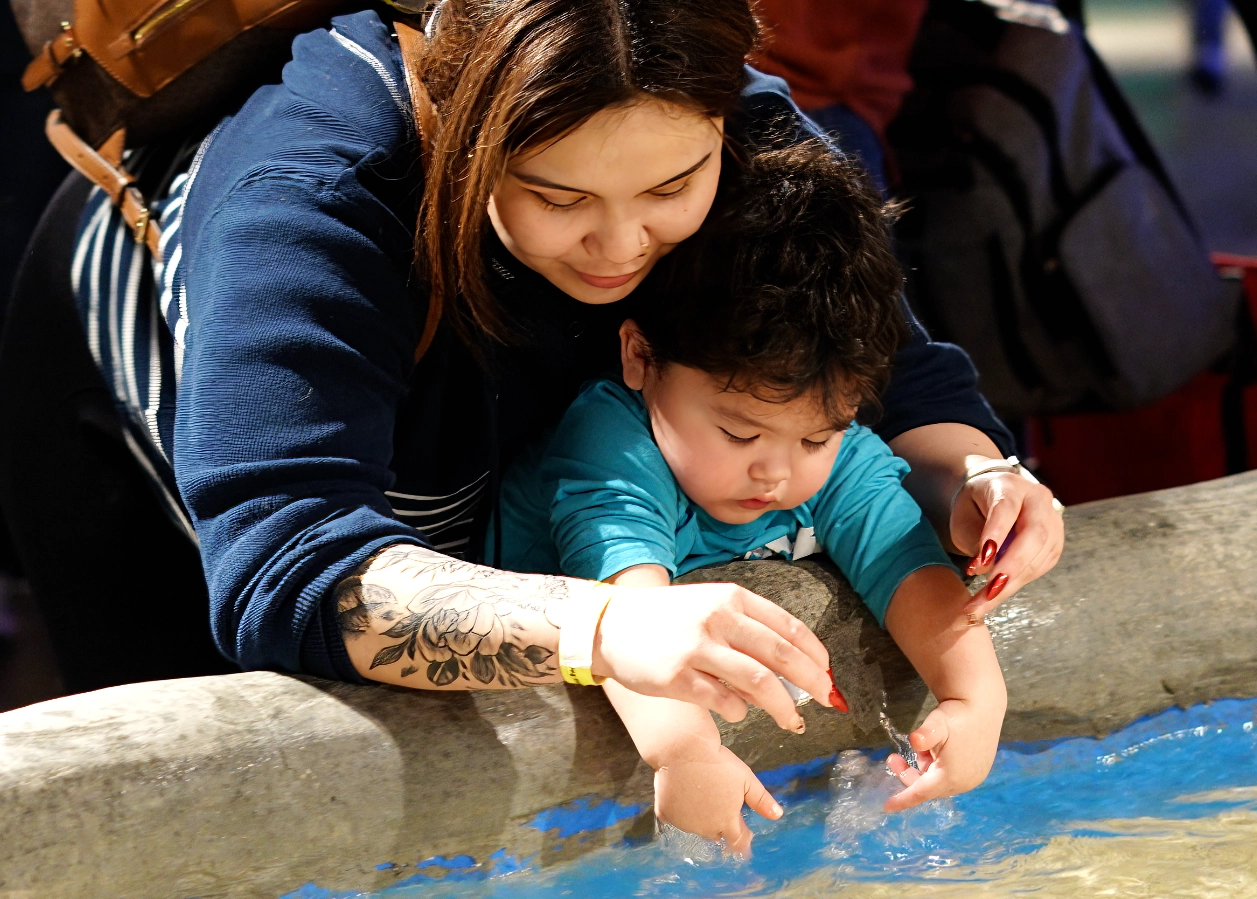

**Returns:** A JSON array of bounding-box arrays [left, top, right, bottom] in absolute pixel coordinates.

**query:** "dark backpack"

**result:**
[[888, 0, 1236, 418]]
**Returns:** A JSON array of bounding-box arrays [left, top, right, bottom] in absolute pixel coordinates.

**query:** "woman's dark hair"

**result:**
[[633, 140, 909, 424], [407, 0, 760, 359]]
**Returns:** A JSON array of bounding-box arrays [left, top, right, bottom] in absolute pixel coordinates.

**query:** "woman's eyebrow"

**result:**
[[511, 171, 588, 192], [509, 152, 714, 195], [647, 153, 712, 190]]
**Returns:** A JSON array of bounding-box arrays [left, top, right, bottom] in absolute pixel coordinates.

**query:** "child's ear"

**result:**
[[620, 320, 650, 390]]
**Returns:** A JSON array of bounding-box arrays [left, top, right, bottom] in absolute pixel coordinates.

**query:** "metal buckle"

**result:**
[[133, 206, 150, 245]]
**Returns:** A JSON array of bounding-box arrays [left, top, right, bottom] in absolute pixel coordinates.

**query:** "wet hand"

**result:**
[[951, 466, 1064, 617], [882, 697, 1003, 813], [592, 581, 834, 731], [654, 742, 782, 858]]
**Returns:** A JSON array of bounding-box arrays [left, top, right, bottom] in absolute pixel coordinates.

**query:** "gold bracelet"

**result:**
[[558, 583, 613, 686]]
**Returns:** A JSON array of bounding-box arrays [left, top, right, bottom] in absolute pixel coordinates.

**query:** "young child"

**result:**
[[495, 142, 1007, 854]]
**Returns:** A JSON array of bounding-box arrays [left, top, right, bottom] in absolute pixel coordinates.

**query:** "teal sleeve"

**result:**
[[542, 382, 683, 581], [812, 426, 955, 625]]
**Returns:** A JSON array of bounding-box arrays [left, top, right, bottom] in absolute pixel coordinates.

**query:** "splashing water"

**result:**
[[878, 711, 919, 771], [825, 750, 960, 870], [655, 822, 730, 867]]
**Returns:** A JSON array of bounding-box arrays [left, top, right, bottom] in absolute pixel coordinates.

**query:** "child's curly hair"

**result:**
[[635, 140, 908, 425]]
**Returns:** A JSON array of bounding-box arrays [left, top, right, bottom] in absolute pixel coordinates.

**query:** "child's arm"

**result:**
[[810, 425, 1005, 806], [603, 565, 784, 856], [603, 680, 781, 855], [881, 564, 1007, 811]]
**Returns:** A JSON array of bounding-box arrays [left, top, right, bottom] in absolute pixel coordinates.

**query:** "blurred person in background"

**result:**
[[751, 0, 927, 193]]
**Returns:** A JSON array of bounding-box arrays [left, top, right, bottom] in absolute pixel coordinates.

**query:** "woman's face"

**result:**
[[488, 100, 724, 305]]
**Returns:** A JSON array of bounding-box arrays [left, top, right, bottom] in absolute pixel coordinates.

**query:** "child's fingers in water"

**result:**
[[884, 765, 946, 812], [744, 772, 783, 821], [887, 753, 920, 785], [724, 819, 754, 859]]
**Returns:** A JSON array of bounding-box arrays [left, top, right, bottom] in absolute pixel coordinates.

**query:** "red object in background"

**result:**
[[750, 0, 928, 137], [1029, 371, 1234, 505], [1028, 254, 1257, 506]]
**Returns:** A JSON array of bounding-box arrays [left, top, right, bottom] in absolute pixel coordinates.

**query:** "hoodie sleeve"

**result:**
[[175, 13, 428, 681]]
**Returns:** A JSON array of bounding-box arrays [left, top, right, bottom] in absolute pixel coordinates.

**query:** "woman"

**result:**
[[0, 1, 1060, 721]]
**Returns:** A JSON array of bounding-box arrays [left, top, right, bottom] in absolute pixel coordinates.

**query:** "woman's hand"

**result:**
[[593, 580, 834, 733], [655, 743, 781, 857], [951, 466, 1064, 616], [882, 695, 1005, 812], [890, 424, 1064, 616]]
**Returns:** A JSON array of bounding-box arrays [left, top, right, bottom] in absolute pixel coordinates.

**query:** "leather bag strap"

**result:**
[[395, 21, 439, 170], [45, 110, 164, 260], [395, 20, 442, 364], [21, 22, 81, 92]]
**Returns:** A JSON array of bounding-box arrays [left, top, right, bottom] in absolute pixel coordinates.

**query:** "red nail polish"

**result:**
[[978, 539, 998, 568], [986, 572, 1009, 600], [829, 686, 849, 713], [826, 668, 850, 712]]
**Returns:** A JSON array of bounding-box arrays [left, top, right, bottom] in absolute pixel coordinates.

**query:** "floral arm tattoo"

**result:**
[[336, 544, 583, 689]]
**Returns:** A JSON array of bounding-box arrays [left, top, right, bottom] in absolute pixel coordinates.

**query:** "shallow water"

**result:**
[[294, 700, 1257, 898]]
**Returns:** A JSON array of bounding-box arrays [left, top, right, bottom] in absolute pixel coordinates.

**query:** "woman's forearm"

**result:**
[[338, 543, 596, 689], [888, 423, 1003, 552], [338, 545, 832, 732]]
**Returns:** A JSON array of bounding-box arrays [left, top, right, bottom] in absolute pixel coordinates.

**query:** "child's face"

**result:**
[[622, 325, 848, 526]]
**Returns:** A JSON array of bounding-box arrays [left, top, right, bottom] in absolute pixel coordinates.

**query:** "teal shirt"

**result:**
[[496, 380, 953, 624]]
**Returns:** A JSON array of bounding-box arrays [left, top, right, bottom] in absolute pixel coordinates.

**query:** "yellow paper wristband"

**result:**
[[558, 583, 613, 686]]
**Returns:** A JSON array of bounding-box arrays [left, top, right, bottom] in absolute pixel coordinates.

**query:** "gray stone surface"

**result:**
[[2, 472, 1256, 898]]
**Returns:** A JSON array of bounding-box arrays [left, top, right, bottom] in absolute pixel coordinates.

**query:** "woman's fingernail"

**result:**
[[978, 539, 998, 568], [986, 572, 1009, 600], [793, 718, 806, 734], [829, 686, 849, 713]]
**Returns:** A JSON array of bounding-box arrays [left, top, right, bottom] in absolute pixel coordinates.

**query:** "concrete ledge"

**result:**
[[3, 472, 1256, 899]]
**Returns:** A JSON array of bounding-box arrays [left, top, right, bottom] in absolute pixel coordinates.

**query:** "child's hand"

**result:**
[[654, 742, 782, 857], [882, 696, 1003, 812]]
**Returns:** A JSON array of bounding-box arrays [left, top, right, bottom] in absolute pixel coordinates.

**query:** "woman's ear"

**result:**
[[620, 319, 650, 390]]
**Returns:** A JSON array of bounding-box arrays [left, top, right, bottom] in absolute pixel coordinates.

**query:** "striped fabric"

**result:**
[[385, 471, 488, 555], [72, 133, 217, 543]]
